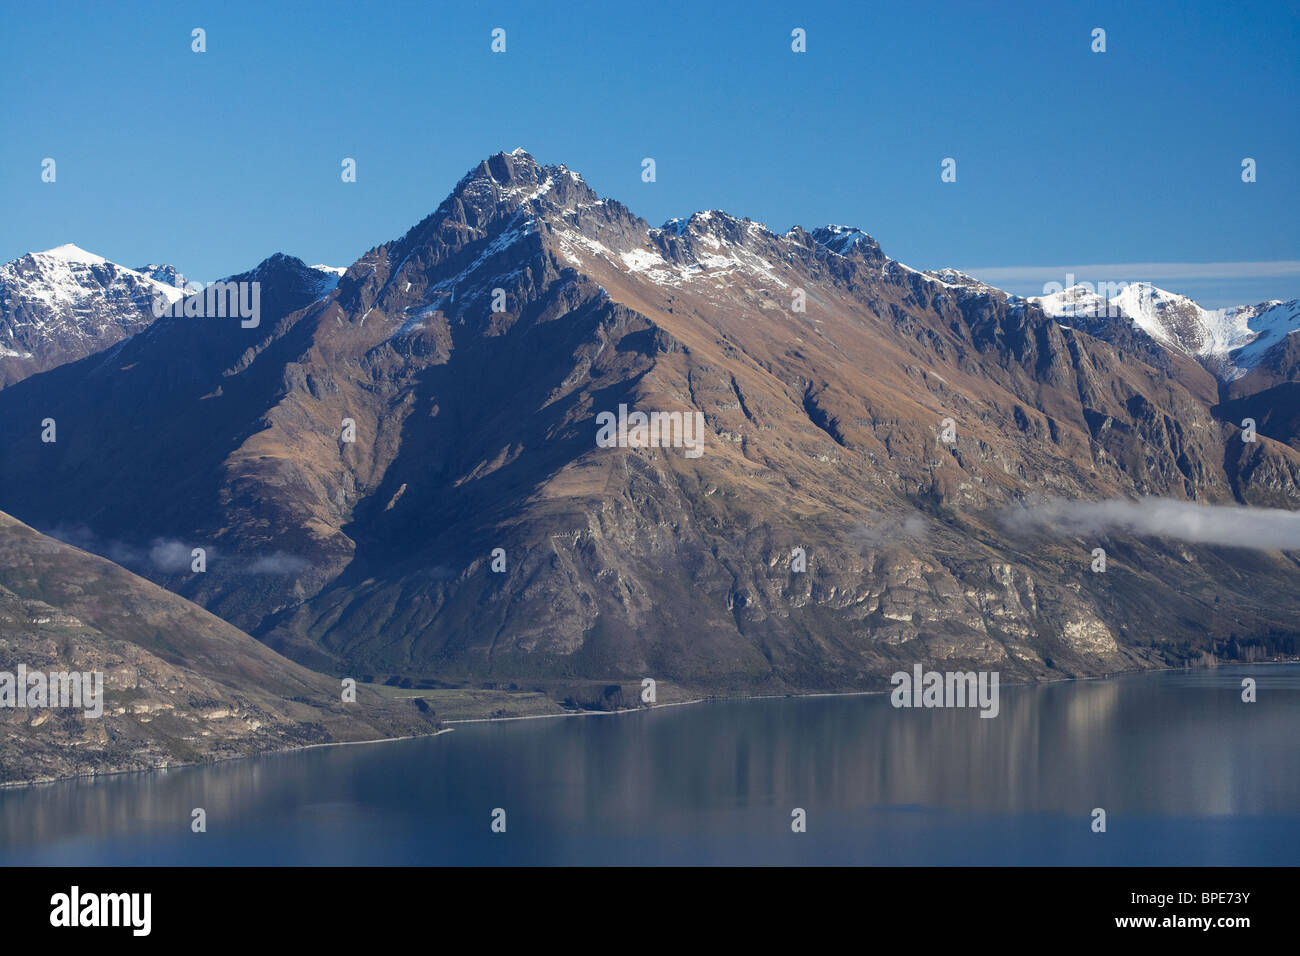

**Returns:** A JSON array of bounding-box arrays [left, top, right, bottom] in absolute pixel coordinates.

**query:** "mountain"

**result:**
[[0, 509, 439, 786], [134, 262, 190, 289], [1030, 282, 1300, 382], [0, 244, 186, 388], [234, 253, 345, 304], [2, 150, 1299, 697]]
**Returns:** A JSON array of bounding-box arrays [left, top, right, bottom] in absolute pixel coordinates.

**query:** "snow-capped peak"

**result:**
[[6, 246, 186, 306], [0, 245, 187, 387], [1106, 283, 1210, 349], [36, 243, 108, 265]]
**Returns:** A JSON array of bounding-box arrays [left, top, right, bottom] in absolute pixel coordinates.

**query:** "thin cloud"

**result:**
[[959, 261, 1300, 285], [246, 552, 311, 575], [41, 525, 210, 572], [148, 539, 198, 572], [849, 513, 928, 550], [1003, 497, 1300, 552]]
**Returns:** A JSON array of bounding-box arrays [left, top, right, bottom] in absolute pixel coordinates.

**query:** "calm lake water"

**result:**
[[2, 665, 1298, 865]]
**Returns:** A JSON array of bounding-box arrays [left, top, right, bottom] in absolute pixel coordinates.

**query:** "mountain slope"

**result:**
[[0, 510, 439, 786], [2, 151, 1299, 695]]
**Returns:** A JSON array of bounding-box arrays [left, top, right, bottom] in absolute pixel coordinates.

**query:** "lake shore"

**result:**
[[5, 658, 1296, 791], [414, 657, 1300, 725]]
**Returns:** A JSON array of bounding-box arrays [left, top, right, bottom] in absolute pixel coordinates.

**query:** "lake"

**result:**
[[2, 665, 1298, 865]]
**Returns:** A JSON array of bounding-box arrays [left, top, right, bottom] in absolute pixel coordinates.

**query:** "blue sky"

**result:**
[[2, 0, 1297, 307]]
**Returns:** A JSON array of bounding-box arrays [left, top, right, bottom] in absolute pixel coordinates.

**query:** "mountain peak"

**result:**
[[809, 224, 882, 258], [35, 243, 107, 265], [364, 151, 610, 286], [223, 253, 343, 301], [252, 251, 311, 271], [451, 149, 588, 203], [483, 148, 540, 183]]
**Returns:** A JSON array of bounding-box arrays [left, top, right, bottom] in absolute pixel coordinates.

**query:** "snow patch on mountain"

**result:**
[[307, 264, 344, 298], [595, 212, 792, 289], [135, 263, 190, 290], [1225, 299, 1300, 372], [922, 267, 1004, 297]]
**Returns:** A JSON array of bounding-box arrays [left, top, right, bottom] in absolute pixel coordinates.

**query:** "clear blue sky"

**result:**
[[2, 0, 1297, 306]]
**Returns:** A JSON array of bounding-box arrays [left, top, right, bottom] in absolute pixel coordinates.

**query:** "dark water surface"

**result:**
[[2, 665, 1297, 865]]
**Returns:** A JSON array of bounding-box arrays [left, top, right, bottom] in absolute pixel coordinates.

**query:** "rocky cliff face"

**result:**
[[2, 150, 1298, 696]]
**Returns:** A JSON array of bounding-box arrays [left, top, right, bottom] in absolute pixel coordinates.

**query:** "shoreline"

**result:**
[[0, 726, 455, 794], [3, 659, 1295, 792], [444, 657, 1300, 725]]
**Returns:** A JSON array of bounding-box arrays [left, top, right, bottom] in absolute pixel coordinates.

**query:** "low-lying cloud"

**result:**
[[41, 524, 308, 575], [149, 539, 196, 572], [1003, 497, 1300, 551], [44, 525, 212, 572], [246, 552, 311, 575], [849, 513, 929, 551]]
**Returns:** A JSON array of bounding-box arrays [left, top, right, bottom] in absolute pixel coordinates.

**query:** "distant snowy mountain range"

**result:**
[[0, 244, 185, 379], [1029, 282, 1300, 381], [0, 244, 342, 387]]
